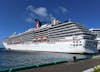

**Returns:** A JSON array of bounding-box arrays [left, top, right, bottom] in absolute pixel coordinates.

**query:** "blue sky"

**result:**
[[0, 0, 100, 47]]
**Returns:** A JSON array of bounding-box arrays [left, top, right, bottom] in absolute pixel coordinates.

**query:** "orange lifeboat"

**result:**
[[42, 36, 48, 39], [32, 38, 37, 41], [37, 37, 41, 40], [15, 40, 21, 43]]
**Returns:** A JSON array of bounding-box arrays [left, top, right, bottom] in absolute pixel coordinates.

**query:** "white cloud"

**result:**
[[26, 5, 33, 10], [26, 5, 68, 22], [33, 7, 48, 17], [26, 5, 48, 17], [59, 6, 67, 13]]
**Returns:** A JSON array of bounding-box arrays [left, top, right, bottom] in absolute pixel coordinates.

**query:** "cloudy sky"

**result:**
[[0, 0, 100, 47]]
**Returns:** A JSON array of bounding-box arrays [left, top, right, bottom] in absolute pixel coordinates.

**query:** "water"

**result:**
[[0, 48, 91, 70]]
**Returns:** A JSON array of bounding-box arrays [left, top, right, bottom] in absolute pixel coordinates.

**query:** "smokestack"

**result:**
[[51, 17, 56, 25], [34, 19, 41, 29]]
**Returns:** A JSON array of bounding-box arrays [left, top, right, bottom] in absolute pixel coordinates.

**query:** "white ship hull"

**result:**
[[3, 21, 98, 53], [3, 39, 97, 53]]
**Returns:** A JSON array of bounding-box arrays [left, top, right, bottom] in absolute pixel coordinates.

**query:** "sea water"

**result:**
[[0, 48, 91, 70]]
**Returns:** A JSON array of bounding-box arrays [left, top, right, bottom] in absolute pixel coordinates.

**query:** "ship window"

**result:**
[[86, 44, 88, 46], [73, 44, 75, 46], [76, 44, 78, 46], [87, 44, 90, 47], [79, 44, 82, 46]]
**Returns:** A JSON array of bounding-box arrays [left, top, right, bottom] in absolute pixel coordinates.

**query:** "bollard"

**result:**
[[73, 56, 77, 62]]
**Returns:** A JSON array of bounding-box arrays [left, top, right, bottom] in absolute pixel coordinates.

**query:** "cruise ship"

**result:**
[[3, 18, 98, 53], [90, 28, 100, 52]]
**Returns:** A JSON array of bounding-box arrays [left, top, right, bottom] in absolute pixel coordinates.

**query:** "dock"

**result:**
[[17, 57, 100, 72]]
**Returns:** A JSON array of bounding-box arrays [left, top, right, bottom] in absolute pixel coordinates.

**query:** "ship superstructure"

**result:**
[[90, 28, 100, 52], [3, 18, 98, 53]]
